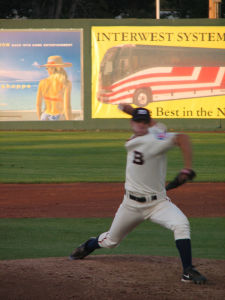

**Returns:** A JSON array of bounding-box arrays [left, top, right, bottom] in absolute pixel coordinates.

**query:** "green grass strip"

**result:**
[[0, 131, 224, 182], [0, 217, 224, 260]]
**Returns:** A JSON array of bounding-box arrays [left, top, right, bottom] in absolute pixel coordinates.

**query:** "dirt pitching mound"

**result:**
[[1, 255, 225, 300]]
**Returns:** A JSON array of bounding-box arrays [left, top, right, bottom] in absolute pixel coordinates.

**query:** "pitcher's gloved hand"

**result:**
[[166, 169, 196, 191]]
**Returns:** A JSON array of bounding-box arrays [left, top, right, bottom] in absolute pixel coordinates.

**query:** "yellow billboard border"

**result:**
[[91, 26, 225, 119]]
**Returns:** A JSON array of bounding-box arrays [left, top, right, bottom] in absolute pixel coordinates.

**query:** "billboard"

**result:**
[[92, 26, 225, 119], [0, 29, 83, 121]]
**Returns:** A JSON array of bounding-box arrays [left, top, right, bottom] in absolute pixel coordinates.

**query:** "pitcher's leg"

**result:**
[[149, 201, 191, 269], [148, 200, 206, 283], [149, 200, 190, 240], [70, 200, 144, 260], [99, 202, 143, 248]]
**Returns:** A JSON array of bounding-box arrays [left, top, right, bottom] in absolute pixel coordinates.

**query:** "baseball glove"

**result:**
[[166, 168, 196, 191]]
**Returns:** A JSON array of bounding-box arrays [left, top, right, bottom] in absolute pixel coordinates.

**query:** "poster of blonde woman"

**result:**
[[0, 29, 83, 121], [37, 56, 73, 121]]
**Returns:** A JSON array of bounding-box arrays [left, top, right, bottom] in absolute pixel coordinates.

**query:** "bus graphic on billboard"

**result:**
[[97, 45, 225, 107]]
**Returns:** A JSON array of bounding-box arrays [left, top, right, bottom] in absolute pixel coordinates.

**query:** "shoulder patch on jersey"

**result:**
[[155, 132, 167, 140]]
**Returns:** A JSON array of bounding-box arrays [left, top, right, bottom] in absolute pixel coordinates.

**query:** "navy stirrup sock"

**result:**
[[86, 237, 101, 251], [176, 238, 192, 271]]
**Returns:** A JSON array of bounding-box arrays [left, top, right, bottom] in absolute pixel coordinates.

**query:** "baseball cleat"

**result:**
[[69, 237, 96, 260], [181, 266, 207, 284]]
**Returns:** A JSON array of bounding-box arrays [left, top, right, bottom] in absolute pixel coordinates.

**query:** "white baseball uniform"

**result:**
[[98, 129, 190, 249]]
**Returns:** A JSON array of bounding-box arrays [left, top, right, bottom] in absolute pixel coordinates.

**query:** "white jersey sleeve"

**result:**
[[146, 132, 176, 157], [148, 123, 167, 134]]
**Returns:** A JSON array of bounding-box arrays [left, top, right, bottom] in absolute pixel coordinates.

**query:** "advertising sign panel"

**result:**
[[0, 29, 83, 121], [92, 26, 225, 119]]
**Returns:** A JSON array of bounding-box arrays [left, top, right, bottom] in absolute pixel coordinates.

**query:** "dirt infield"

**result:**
[[0, 183, 225, 300], [0, 182, 225, 218]]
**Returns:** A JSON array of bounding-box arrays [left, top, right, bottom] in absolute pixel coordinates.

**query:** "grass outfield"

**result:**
[[0, 131, 225, 182], [0, 217, 224, 261], [0, 131, 224, 262]]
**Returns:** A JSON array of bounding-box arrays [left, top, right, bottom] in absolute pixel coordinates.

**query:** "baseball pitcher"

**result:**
[[69, 107, 206, 284]]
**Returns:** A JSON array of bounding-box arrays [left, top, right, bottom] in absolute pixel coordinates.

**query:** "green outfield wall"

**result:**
[[0, 18, 224, 131]]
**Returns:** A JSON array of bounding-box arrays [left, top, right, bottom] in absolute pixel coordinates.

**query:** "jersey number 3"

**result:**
[[133, 151, 144, 165]]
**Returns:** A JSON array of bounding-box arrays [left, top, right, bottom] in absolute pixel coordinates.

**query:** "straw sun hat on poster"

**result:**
[[40, 56, 72, 68]]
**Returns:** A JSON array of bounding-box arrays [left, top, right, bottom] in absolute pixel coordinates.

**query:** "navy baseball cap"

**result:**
[[132, 108, 151, 122]]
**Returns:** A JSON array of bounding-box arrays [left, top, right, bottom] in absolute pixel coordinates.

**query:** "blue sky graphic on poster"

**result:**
[[0, 30, 82, 120]]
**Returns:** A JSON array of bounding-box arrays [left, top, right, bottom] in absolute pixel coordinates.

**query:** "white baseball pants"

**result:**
[[98, 195, 190, 249]]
